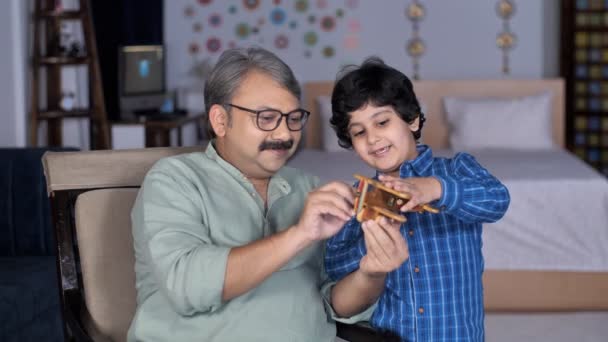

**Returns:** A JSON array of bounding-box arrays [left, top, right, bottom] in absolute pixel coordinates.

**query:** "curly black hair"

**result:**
[[330, 57, 425, 149]]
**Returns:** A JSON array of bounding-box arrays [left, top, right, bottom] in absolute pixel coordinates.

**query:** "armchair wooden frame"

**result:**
[[43, 146, 203, 342]]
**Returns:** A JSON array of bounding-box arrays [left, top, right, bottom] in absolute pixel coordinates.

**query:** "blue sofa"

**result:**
[[0, 148, 72, 342]]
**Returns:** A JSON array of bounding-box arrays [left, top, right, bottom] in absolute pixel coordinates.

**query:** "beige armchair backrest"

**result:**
[[42, 146, 205, 342]]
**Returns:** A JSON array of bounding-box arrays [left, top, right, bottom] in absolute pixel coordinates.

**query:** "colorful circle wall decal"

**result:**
[[189, 42, 200, 55], [184, 6, 195, 18], [198, 0, 212, 5], [348, 19, 361, 32], [322, 46, 335, 58], [346, 0, 359, 10], [304, 31, 318, 46], [304, 50, 312, 58], [206, 37, 221, 53], [289, 21, 298, 29], [229, 5, 237, 14], [235, 23, 250, 39], [320, 16, 336, 32], [275, 34, 289, 49], [193, 22, 202, 32], [270, 8, 287, 26], [295, 0, 309, 13], [273, 0, 281, 4], [243, 0, 260, 11], [336, 9, 344, 18], [209, 13, 222, 27], [308, 15, 316, 24], [316, 0, 328, 9]]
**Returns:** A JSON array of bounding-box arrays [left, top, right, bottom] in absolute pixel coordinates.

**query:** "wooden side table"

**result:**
[[143, 112, 205, 147]]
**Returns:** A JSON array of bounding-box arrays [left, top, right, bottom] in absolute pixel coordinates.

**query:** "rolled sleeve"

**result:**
[[320, 281, 377, 324], [134, 167, 230, 315]]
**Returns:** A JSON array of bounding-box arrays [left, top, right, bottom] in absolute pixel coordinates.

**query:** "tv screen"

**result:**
[[120, 45, 164, 95]]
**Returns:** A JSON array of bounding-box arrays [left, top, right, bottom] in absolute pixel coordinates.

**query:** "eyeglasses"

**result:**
[[224, 103, 310, 132]]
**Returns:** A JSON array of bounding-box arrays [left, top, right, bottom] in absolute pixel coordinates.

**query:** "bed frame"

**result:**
[[303, 79, 608, 312]]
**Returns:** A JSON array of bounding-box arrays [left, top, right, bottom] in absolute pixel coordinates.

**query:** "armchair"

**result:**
[[42, 146, 203, 341]]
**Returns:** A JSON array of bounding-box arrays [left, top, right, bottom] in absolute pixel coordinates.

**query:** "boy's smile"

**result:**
[[348, 103, 420, 176]]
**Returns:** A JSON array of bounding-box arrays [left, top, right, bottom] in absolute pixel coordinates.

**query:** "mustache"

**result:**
[[259, 139, 294, 151]]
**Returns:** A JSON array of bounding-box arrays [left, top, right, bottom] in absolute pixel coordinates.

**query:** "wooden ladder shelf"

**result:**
[[30, 0, 110, 149]]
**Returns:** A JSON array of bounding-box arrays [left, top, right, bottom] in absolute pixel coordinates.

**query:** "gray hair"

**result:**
[[203, 47, 301, 138]]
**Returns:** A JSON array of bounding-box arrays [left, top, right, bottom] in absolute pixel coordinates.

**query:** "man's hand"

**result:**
[[359, 217, 409, 278], [379, 174, 442, 212], [294, 182, 355, 242]]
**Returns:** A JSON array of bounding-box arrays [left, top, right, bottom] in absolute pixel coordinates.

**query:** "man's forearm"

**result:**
[[222, 226, 312, 301], [330, 269, 385, 318]]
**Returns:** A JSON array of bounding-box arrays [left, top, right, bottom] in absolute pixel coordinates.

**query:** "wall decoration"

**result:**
[[243, 0, 261, 11], [180, 0, 361, 64], [496, 0, 516, 74], [209, 13, 222, 27], [275, 34, 289, 49], [206, 37, 221, 53], [270, 7, 287, 26], [184, 6, 195, 18], [295, 0, 309, 13], [235, 23, 251, 39], [320, 16, 336, 31], [405, 0, 425, 80]]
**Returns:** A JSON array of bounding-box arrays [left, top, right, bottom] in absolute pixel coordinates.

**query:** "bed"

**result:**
[[287, 79, 608, 314]]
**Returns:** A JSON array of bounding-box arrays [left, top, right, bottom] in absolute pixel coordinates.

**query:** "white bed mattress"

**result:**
[[287, 148, 608, 272]]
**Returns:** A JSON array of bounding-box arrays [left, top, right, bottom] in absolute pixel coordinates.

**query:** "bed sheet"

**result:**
[[287, 148, 608, 271]]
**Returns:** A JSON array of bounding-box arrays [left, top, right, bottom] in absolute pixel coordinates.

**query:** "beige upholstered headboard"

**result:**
[[303, 79, 565, 150]]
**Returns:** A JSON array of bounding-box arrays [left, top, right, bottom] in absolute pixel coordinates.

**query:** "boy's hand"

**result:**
[[379, 174, 442, 213], [294, 182, 355, 242], [359, 217, 409, 277]]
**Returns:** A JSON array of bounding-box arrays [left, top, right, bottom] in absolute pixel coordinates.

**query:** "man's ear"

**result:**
[[409, 116, 420, 132], [209, 104, 229, 137]]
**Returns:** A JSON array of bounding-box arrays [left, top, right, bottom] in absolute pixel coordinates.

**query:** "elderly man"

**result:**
[[128, 47, 406, 342]]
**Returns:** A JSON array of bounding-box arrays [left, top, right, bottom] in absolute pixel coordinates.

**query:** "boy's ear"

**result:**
[[409, 116, 420, 132], [209, 104, 229, 137]]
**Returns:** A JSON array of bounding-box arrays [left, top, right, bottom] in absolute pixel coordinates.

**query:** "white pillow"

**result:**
[[316, 96, 344, 152], [443, 92, 555, 150]]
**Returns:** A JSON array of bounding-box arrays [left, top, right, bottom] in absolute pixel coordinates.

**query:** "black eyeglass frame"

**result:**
[[224, 103, 311, 132]]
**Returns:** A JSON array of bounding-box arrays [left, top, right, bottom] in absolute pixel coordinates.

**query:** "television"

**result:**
[[118, 45, 168, 119]]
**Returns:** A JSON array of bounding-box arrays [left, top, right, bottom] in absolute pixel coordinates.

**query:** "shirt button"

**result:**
[[414, 266, 420, 273], [418, 307, 424, 314], [408, 229, 414, 236]]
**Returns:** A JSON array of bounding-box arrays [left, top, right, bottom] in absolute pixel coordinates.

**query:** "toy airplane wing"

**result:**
[[353, 174, 439, 223]]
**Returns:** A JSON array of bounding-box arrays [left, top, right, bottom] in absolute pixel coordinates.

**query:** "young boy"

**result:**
[[324, 57, 510, 341]]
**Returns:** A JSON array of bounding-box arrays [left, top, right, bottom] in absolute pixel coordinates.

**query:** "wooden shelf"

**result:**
[[39, 109, 91, 120], [37, 10, 83, 19], [37, 56, 90, 65]]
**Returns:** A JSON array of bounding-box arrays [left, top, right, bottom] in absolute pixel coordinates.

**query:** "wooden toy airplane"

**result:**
[[353, 174, 440, 223]]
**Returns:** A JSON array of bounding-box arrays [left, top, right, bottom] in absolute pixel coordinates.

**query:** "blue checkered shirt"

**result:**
[[325, 145, 510, 342]]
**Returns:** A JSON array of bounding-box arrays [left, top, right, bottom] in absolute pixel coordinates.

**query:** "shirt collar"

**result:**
[[397, 144, 433, 177]]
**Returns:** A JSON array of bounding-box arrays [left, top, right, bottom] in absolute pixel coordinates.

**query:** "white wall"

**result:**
[[0, 0, 28, 147], [165, 0, 561, 91], [0, 0, 561, 148]]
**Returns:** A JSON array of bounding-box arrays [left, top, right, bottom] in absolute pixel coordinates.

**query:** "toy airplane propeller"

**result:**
[[353, 174, 440, 223]]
